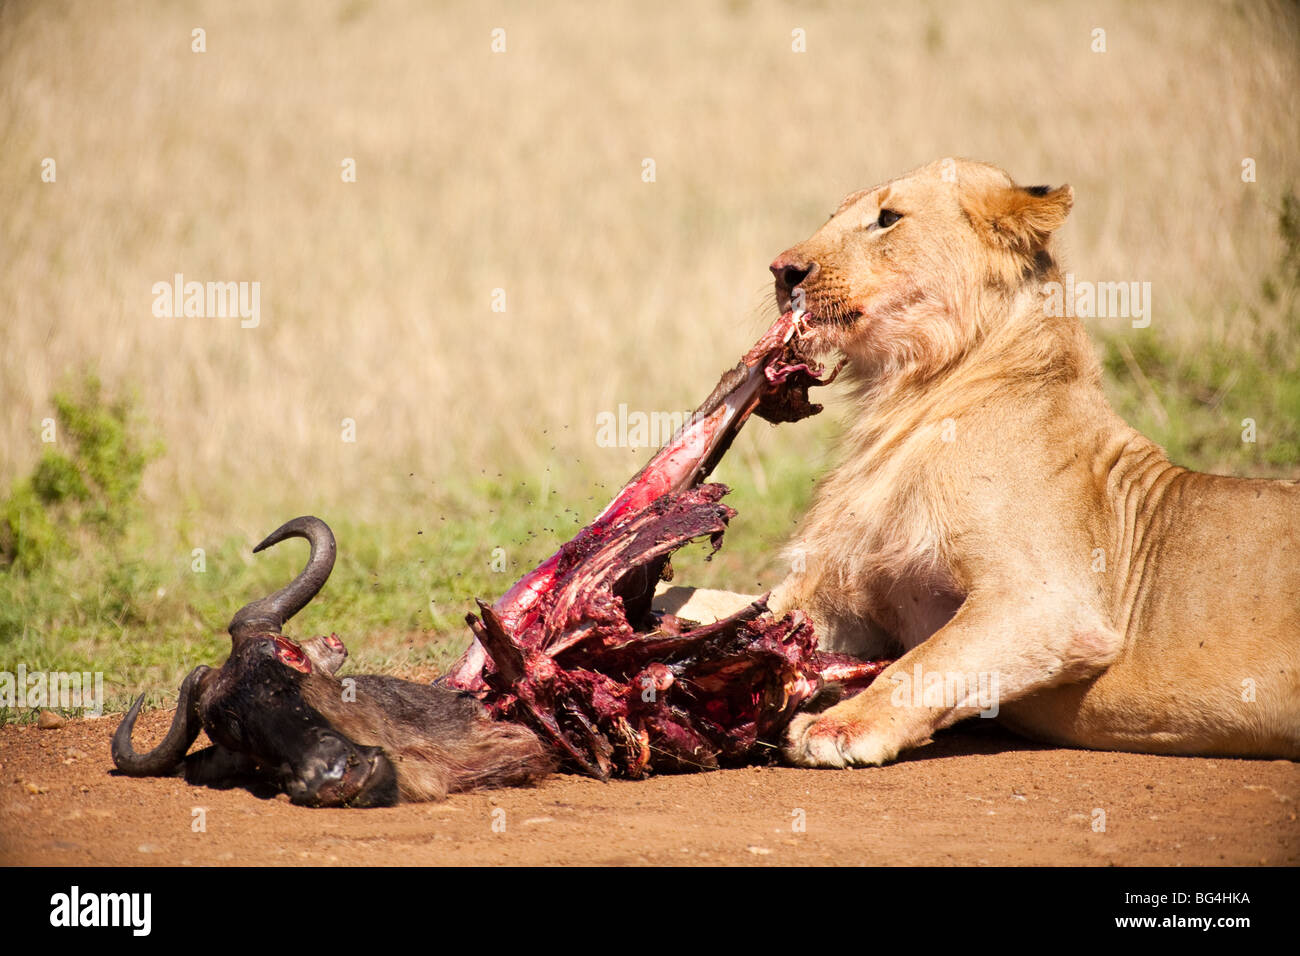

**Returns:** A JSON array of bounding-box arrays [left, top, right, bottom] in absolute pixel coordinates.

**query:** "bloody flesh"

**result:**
[[444, 311, 892, 779]]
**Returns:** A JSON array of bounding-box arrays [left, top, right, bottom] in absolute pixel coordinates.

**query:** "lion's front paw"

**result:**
[[783, 711, 898, 768]]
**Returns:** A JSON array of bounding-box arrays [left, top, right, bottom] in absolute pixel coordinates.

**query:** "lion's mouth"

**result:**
[[780, 298, 862, 359]]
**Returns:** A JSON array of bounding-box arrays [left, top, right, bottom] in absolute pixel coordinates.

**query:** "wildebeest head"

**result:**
[[112, 516, 399, 807]]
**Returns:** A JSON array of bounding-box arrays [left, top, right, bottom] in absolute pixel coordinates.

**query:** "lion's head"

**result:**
[[771, 158, 1074, 379]]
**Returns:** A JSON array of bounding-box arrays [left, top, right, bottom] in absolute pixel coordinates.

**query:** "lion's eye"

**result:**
[[877, 208, 902, 229]]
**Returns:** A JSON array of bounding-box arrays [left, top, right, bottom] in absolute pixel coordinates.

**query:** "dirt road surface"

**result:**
[[2, 711, 1296, 867]]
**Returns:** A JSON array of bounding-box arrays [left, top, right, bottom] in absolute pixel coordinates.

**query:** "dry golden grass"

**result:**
[[2, 0, 1298, 548]]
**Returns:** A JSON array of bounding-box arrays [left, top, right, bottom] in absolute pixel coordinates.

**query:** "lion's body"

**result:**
[[998, 464, 1300, 758], [672, 158, 1299, 765]]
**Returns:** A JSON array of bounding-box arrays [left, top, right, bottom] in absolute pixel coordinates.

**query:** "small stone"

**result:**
[[36, 710, 66, 730], [746, 845, 771, 855]]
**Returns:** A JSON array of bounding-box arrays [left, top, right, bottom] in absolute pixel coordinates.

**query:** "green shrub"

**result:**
[[0, 376, 161, 571]]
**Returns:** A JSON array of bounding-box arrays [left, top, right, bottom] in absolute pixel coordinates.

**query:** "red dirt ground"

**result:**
[[3, 710, 1296, 866]]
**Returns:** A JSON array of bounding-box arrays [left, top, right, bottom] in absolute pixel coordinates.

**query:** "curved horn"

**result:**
[[228, 515, 336, 642], [111, 665, 208, 776]]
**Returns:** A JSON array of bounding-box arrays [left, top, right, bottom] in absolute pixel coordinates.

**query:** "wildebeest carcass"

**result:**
[[112, 516, 553, 807], [443, 311, 893, 779]]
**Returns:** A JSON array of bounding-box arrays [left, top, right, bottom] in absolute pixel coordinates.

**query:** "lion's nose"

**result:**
[[770, 256, 818, 294]]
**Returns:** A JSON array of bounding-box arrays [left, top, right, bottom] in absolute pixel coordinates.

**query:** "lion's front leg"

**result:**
[[784, 596, 1122, 767]]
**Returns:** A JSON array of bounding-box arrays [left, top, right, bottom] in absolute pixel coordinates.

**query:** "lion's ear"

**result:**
[[963, 183, 1073, 254]]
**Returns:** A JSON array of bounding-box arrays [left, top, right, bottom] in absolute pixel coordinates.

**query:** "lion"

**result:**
[[663, 158, 1299, 766]]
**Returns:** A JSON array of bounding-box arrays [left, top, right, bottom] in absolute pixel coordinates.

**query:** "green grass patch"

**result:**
[[1098, 188, 1300, 475], [1098, 324, 1299, 475]]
